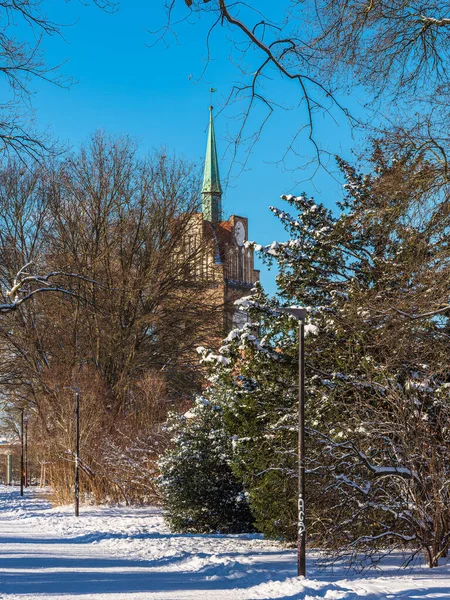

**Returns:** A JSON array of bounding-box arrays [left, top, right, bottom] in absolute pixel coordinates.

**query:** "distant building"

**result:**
[[185, 106, 260, 334]]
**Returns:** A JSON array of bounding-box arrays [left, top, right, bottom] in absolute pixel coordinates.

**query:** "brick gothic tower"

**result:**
[[189, 106, 259, 334]]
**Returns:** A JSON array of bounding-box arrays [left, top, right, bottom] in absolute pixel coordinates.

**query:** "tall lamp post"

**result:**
[[280, 307, 307, 577], [20, 408, 25, 497], [24, 416, 28, 488], [74, 390, 80, 517], [65, 386, 81, 516]]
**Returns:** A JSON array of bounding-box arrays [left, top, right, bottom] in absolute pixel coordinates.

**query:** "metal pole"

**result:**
[[298, 319, 306, 577], [279, 306, 308, 576], [25, 419, 28, 487], [20, 409, 24, 496], [7, 454, 12, 485], [75, 392, 80, 517]]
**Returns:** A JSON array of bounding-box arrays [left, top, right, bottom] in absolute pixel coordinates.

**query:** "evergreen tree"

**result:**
[[159, 396, 254, 534], [198, 145, 450, 566], [197, 286, 321, 542]]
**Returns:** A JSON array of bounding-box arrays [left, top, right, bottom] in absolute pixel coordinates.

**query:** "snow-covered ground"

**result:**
[[0, 486, 449, 599]]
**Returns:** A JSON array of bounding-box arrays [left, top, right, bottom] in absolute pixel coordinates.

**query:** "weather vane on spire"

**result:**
[[209, 87, 217, 110], [202, 91, 222, 223]]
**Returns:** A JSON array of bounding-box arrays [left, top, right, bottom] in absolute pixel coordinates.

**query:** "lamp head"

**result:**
[[279, 306, 307, 321]]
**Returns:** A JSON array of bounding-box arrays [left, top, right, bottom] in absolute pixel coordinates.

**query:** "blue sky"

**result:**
[[19, 1, 364, 295]]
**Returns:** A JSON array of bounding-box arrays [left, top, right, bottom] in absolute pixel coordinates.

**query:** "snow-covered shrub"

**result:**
[[196, 296, 303, 542], [158, 397, 255, 534]]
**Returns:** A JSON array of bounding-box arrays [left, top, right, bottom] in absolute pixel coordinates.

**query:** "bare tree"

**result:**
[[154, 1, 450, 169], [0, 134, 222, 503], [311, 374, 450, 569], [0, 264, 95, 313], [153, 1, 350, 168], [310, 0, 450, 102], [0, 0, 117, 160]]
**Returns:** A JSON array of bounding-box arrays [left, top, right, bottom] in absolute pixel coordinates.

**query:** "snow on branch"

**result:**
[[391, 305, 450, 320], [420, 15, 450, 29], [349, 531, 417, 547], [0, 264, 99, 314], [313, 429, 420, 482]]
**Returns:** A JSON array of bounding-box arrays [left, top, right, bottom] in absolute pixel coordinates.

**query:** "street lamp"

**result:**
[[74, 389, 80, 517], [280, 306, 307, 577], [65, 386, 81, 517], [20, 408, 25, 497], [24, 415, 28, 488]]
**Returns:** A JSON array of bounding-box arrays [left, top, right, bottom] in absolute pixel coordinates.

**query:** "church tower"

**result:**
[[198, 105, 260, 332], [201, 106, 222, 223]]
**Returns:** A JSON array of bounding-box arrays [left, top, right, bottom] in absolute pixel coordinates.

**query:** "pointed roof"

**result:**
[[201, 106, 222, 196]]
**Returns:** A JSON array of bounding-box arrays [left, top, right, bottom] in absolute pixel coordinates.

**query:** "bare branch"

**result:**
[[0, 266, 97, 314]]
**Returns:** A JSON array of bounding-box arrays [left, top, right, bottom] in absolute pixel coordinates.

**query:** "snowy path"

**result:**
[[1, 486, 450, 599]]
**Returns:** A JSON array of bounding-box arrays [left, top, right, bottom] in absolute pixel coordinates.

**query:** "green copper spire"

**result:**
[[202, 105, 222, 223]]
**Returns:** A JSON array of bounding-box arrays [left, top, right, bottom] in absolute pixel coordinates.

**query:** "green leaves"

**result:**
[[159, 397, 254, 534]]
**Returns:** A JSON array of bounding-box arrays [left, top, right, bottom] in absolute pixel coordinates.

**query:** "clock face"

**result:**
[[234, 221, 245, 246]]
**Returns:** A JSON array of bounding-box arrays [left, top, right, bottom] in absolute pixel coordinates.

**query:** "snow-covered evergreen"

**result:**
[[166, 147, 450, 567], [159, 396, 254, 534]]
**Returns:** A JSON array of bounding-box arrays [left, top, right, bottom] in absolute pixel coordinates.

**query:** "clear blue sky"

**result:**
[[22, 1, 364, 295]]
